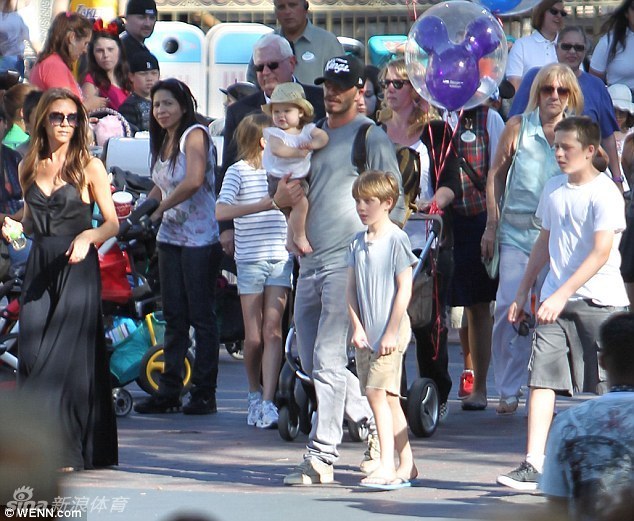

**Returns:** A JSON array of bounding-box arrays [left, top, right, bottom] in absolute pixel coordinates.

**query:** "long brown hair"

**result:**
[[85, 31, 131, 93], [236, 113, 271, 169], [20, 89, 91, 195], [37, 12, 92, 69]]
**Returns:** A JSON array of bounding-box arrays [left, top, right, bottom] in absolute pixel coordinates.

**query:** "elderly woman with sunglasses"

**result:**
[[590, 0, 634, 90], [505, 0, 567, 91], [509, 26, 624, 190], [481, 63, 583, 415], [376, 58, 461, 421]]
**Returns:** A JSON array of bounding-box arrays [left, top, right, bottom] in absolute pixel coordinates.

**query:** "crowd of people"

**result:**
[[0, 0, 633, 514]]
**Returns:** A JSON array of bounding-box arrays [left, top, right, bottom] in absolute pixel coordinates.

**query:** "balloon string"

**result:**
[[407, 0, 418, 21], [424, 113, 461, 362], [426, 111, 461, 188]]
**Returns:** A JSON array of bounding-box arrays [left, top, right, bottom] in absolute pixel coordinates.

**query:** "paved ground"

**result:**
[[5, 336, 587, 521]]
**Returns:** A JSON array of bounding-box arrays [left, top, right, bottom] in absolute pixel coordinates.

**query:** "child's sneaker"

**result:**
[[458, 370, 474, 399], [256, 400, 279, 429], [247, 392, 262, 426]]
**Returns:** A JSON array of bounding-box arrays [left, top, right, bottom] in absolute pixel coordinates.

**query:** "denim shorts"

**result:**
[[236, 257, 293, 295]]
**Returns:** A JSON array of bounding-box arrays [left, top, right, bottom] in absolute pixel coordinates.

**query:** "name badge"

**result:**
[[302, 51, 315, 62]]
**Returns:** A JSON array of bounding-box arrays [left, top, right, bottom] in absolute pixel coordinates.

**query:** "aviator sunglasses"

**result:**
[[48, 111, 79, 127], [379, 79, 410, 90], [540, 85, 571, 97], [548, 7, 567, 17], [559, 42, 585, 53], [254, 58, 290, 73]]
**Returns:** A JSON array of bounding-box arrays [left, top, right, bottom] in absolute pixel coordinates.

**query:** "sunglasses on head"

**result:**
[[254, 59, 287, 73], [548, 7, 567, 17], [559, 42, 585, 52], [540, 85, 570, 97], [48, 112, 78, 127], [379, 79, 409, 90]]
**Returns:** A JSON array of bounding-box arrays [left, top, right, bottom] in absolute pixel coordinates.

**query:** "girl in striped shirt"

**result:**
[[216, 113, 293, 430]]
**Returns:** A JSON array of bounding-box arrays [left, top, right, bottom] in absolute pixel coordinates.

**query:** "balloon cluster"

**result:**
[[405, 1, 508, 112]]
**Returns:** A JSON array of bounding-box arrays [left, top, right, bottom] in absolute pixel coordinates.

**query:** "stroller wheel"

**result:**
[[223, 341, 244, 360], [278, 405, 300, 441], [407, 377, 439, 438], [112, 387, 133, 416], [347, 419, 370, 442], [137, 343, 194, 396]]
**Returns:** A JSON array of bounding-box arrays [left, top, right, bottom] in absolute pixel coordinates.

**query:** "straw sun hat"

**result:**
[[261, 82, 314, 119]]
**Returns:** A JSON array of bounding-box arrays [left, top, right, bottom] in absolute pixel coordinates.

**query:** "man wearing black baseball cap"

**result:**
[[121, 0, 157, 62], [278, 55, 406, 486]]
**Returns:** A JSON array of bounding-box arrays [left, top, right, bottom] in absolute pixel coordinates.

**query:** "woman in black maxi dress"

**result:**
[[3, 89, 119, 470]]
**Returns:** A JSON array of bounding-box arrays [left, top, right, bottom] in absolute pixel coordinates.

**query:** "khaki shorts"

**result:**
[[355, 317, 411, 397]]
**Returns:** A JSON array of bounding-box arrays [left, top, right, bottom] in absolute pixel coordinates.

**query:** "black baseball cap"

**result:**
[[219, 82, 258, 101], [315, 55, 364, 90], [129, 52, 160, 73], [126, 0, 157, 16]]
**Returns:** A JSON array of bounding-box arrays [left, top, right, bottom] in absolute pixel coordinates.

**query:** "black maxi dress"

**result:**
[[19, 182, 118, 469]]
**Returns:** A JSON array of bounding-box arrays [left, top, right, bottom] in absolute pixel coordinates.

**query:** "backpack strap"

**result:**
[[353, 122, 374, 173]]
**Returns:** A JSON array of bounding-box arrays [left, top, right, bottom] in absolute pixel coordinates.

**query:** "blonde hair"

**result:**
[[235, 113, 272, 169], [352, 170, 399, 211], [526, 62, 584, 115], [376, 58, 438, 137], [21, 89, 91, 195]]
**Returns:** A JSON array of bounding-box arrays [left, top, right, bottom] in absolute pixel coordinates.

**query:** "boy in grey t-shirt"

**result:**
[[347, 171, 418, 490]]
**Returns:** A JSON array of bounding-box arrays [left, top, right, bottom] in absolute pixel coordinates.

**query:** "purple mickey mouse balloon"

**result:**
[[405, 1, 507, 112]]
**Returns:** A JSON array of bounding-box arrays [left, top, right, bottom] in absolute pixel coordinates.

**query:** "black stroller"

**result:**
[[276, 214, 443, 441]]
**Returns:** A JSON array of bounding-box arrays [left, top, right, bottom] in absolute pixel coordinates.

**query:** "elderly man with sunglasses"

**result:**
[[245, 0, 343, 86], [219, 33, 326, 255], [509, 25, 624, 191]]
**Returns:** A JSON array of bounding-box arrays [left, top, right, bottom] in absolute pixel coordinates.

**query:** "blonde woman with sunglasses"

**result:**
[[482, 63, 583, 416]]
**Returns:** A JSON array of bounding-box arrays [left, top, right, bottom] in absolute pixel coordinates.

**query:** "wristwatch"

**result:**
[[271, 198, 281, 211]]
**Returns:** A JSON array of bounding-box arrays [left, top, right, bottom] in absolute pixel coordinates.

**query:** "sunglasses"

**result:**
[[540, 85, 571, 97], [379, 79, 409, 90], [559, 42, 585, 52], [548, 7, 567, 17], [254, 58, 288, 73], [512, 315, 536, 337], [48, 111, 78, 127]]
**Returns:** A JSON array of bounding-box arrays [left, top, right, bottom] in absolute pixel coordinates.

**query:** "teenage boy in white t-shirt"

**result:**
[[497, 116, 629, 491]]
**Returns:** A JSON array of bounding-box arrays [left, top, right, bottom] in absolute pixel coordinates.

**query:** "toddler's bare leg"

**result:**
[[288, 195, 312, 255]]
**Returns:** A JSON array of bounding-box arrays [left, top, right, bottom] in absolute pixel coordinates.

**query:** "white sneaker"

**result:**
[[256, 400, 279, 429], [247, 392, 262, 426]]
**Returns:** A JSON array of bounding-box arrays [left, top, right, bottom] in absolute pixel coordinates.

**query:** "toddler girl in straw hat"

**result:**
[[262, 82, 329, 256]]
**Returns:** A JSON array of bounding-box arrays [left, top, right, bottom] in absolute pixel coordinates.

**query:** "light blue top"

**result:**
[[498, 109, 560, 255]]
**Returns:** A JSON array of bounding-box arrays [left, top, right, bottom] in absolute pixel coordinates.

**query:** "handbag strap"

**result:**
[[498, 113, 527, 223]]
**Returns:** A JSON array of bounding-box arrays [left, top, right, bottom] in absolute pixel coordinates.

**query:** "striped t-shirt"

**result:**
[[218, 160, 289, 263]]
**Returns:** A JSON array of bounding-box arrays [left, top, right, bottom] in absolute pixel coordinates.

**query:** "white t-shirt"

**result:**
[[537, 173, 629, 306], [506, 30, 558, 80], [262, 123, 316, 179], [541, 391, 634, 519], [589, 29, 634, 89], [217, 160, 289, 263]]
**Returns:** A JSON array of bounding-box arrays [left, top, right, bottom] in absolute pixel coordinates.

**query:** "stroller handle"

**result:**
[[98, 198, 159, 256]]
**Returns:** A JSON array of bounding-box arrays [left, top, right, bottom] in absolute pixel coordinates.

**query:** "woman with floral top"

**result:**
[[134, 79, 223, 416]]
